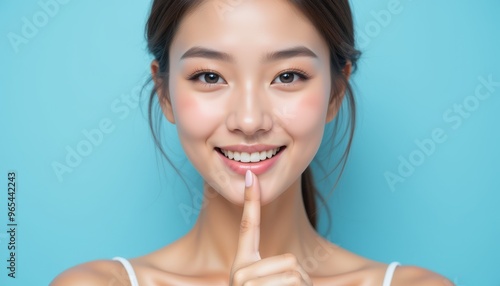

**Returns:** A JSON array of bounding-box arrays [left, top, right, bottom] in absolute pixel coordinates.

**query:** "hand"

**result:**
[[229, 170, 313, 286]]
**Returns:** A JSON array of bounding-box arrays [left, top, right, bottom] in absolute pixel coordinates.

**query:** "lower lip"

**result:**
[[216, 147, 286, 176]]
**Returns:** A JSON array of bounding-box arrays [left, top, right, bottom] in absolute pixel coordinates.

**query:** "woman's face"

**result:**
[[161, 0, 339, 206]]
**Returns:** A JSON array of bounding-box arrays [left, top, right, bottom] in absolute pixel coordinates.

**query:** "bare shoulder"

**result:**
[[50, 259, 129, 286], [392, 265, 455, 286], [311, 240, 454, 286]]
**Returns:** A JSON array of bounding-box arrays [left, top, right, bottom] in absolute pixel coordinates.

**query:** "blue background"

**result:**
[[1, 0, 499, 285]]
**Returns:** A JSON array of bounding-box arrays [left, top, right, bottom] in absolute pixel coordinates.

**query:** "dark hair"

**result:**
[[144, 0, 361, 234]]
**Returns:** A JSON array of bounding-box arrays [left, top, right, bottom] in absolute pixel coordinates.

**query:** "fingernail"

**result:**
[[245, 170, 253, 187]]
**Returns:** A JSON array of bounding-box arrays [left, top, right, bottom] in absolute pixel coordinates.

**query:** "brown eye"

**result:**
[[204, 73, 220, 84], [273, 70, 309, 85], [278, 73, 294, 83], [188, 69, 227, 86]]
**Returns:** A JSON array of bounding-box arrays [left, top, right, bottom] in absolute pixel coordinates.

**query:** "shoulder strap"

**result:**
[[112, 256, 140, 286], [382, 262, 401, 286]]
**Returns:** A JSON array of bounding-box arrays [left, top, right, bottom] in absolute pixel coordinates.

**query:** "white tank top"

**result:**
[[112, 257, 400, 285]]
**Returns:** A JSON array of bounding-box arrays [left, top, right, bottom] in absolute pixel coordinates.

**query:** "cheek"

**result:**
[[171, 91, 220, 141], [279, 87, 329, 171], [284, 89, 328, 139], [168, 74, 229, 171]]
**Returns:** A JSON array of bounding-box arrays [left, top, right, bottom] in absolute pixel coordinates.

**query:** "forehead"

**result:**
[[170, 0, 329, 63]]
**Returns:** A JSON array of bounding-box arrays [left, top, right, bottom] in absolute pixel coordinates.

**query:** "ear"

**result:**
[[326, 60, 352, 124], [151, 60, 176, 124]]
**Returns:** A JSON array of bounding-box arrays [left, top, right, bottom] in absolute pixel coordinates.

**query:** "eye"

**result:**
[[188, 70, 226, 86], [199, 73, 224, 84], [272, 69, 310, 85]]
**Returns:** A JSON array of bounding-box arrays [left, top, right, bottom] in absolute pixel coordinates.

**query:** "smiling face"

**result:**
[[156, 0, 342, 206]]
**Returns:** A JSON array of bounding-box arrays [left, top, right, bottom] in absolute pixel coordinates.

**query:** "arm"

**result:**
[[50, 260, 124, 286], [393, 266, 455, 286]]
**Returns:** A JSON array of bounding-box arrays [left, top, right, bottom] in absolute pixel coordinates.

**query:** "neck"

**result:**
[[185, 175, 323, 273]]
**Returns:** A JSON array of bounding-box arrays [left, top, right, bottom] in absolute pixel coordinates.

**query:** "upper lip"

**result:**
[[217, 144, 284, 153]]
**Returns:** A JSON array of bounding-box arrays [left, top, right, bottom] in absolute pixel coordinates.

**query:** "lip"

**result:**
[[217, 144, 282, 153], [215, 146, 286, 176]]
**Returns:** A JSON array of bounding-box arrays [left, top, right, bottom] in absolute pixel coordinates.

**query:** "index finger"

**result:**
[[234, 170, 261, 264]]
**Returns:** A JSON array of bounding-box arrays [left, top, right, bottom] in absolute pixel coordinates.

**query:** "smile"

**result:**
[[215, 146, 286, 176], [218, 147, 282, 163]]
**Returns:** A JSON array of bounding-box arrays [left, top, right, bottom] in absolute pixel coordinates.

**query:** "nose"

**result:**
[[225, 84, 273, 137]]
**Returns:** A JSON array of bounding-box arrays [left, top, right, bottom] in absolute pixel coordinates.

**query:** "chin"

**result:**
[[217, 173, 299, 207]]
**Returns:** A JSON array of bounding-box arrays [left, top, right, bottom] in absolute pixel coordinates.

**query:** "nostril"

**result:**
[[225, 108, 274, 136]]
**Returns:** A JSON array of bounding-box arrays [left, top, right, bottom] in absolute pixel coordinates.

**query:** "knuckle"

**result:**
[[285, 270, 301, 284], [283, 253, 299, 267], [239, 218, 255, 233], [232, 269, 245, 284]]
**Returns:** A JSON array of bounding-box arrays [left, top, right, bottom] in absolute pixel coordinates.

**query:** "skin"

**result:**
[[51, 0, 454, 285]]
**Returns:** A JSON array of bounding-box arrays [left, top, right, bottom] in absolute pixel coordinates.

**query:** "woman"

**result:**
[[52, 0, 453, 285]]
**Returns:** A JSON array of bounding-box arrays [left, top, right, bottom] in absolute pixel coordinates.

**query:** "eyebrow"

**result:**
[[180, 46, 318, 62]]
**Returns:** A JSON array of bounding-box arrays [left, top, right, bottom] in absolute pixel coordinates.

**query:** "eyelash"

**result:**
[[187, 67, 311, 87]]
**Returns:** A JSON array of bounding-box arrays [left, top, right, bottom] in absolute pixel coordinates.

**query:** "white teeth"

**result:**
[[266, 149, 272, 158], [259, 151, 267, 161], [240, 152, 250, 163], [220, 147, 282, 162], [250, 152, 260, 162], [234, 152, 241, 161]]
